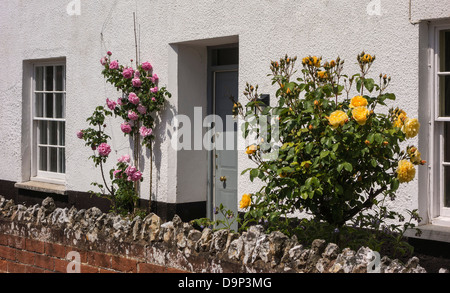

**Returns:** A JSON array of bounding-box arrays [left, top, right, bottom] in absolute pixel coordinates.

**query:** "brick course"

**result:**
[[0, 223, 189, 274]]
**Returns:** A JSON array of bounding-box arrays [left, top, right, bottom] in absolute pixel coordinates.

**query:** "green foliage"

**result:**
[[236, 53, 425, 257], [79, 52, 171, 217]]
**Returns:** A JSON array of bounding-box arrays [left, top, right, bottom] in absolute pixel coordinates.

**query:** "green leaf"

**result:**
[[364, 78, 375, 93]]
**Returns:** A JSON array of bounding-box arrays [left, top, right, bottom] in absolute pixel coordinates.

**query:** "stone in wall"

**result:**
[[0, 196, 434, 273]]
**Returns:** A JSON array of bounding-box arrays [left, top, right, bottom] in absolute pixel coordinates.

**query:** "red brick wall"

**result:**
[[0, 233, 188, 274]]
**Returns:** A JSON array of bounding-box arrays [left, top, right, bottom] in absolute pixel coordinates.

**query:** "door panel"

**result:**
[[213, 70, 238, 230]]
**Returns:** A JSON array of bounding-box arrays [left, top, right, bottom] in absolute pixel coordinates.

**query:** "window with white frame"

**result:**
[[432, 26, 450, 222], [32, 62, 66, 182]]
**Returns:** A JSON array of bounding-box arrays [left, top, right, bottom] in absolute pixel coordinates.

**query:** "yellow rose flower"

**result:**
[[402, 118, 420, 138], [393, 110, 407, 129], [240, 194, 252, 209], [317, 71, 328, 79], [410, 149, 422, 165], [349, 96, 368, 108], [397, 160, 416, 183], [361, 54, 374, 63], [246, 145, 258, 155], [352, 106, 370, 126], [327, 110, 349, 130], [312, 56, 321, 67]]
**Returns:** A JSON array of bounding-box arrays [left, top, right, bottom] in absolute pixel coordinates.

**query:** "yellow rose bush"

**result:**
[[238, 52, 424, 254]]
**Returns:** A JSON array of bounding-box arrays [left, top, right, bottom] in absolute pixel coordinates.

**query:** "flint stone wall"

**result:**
[[0, 196, 429, 273]]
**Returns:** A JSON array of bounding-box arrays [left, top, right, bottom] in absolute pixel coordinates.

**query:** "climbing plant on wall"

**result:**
[[78, 51, 171, 216]]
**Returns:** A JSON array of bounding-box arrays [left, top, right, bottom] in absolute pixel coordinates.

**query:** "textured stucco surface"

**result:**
[[0, 0, 449, 221]]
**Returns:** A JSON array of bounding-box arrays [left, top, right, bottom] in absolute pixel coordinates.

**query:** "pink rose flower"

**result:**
[[113, 170, 122, 179], [117, 98, 124, 106], [132, 78, 142, 88], [109, 60, 119, 70], [141, 61, 153, 72], [121, 122, 132, 134], [151, 97, 156, 102], [134, 70, 140, 78], [139, 126, 153, 137], [107, 51, 112, 56], [100, 57, 107, 66], [106, 98, 117, 110], [76, 130, 84, 139], [122, 67, 134, 79], [125, 165, 138, 176], [118, 154, 131, 163], [130, 170, 143, 182], [128, 111, 139, 121], [98, 143, 111, 157], [150, 87, 158, 93], [128, 93, 139, 105], [137, 104, 147, 115], [151, 74, 159, 84]]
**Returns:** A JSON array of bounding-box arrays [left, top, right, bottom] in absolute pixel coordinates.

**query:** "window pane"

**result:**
[[445, 167, 450, 208], [58, 122, 65, 146], [48, 121, 58, 146], [440, 30, 450, 72], [59, 148, 66, 174], [55, 66, 64, 91], [49, 147, 58, 173], [38, 121, 48, 145], [35, 93, 44, 117], [212, 47, 239, 66], [55, 93, 64, 118], [46, 93, 53, 118], [45, 66, 54, 91], [35, 67, 44, 91], [439, 75, 450, 117], [445, 123, 450, 163], [39, 147, 47, 171]]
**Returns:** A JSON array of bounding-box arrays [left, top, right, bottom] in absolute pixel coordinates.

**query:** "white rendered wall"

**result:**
[[0, 0, 448, 219]]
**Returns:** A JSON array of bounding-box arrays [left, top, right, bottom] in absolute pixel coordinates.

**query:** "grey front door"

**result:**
[[212, 70, 238, 231]]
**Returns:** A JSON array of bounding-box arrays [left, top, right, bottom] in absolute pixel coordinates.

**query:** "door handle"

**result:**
[[220, 176, 227, 182]]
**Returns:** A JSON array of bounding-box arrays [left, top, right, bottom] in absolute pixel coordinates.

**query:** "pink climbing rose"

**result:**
[[125, 165, 137, 176], [106, 98, 117, 110], [122, 67, 134, 79], [76, 130, 84, 139], [109, 60, 119, 70], [98, 143, 111, 157], [141, 61, 153, 72], [151, 74, 159, 84], [137, 104, 147, 115], [132, 78, 142, 88], [128, 111, 139, 121], [113, 170, 122, 179], [150, 87, 158, 93], [100, 57, 107, 66], [129, 170, 143, 182], [121, 122, 132, 134], [128, 93, 140, 105], [118, 154, 131, 163], [139, 126, 153, 137]]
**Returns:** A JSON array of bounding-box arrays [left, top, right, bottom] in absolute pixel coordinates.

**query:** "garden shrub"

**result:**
[[236, 52, 424, 257]]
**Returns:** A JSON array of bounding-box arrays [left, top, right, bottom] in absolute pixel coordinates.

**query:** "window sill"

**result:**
[[15, 181, 67, 195], [405, 221, 450, 244]]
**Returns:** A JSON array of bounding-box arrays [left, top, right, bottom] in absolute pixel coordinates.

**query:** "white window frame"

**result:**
[[430, 24, 450, 226], [30, 60, 66, 184]]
